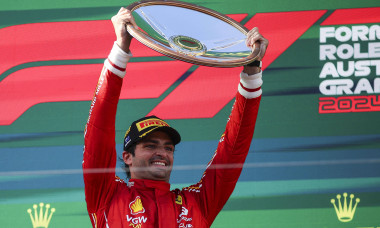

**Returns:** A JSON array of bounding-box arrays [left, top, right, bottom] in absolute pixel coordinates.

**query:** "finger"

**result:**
[[247, 27, 258, 37], [259, 44, 267, 59], [246, 34, 260, 47], [119, 8, 131, 16], [118, 7, 126, 14], [260, 37, 269, 47], [246, 28, 261, 45], [259, 39, 269, 59], [118, 11, 139, 29], [128, 15, 139, 30]]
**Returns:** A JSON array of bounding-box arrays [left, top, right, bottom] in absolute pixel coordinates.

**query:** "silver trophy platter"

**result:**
[[126, 0, 261, 67]]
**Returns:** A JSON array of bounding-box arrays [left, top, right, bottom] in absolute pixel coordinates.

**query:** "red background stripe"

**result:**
[[321, 7, 380, 25], [0, 61, 191, 125]]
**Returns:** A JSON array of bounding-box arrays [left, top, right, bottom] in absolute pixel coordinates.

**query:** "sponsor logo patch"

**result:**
[[127, 196, 147, 228], [177, 207, 193, 227], [129, 196, 145, 215], [136, 118, 170, 132], [176, 195, 183, 205]]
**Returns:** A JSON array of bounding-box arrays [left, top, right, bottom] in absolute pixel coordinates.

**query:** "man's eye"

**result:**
[[146, 144, 156, 149], [165, 147, 174, 152]]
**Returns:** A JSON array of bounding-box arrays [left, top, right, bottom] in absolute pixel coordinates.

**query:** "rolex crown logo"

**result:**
[[27, 202, 55, 228], [129, 196, 145, 215], [330, 193, 360, 222]]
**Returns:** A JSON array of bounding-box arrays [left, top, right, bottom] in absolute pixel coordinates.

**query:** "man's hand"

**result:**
[[111, 7, 139, 53], [244, 27, 269, 74]]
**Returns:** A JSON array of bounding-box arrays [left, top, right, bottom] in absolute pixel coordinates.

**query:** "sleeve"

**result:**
[[183, 70, 262, 225], [82, 42, 132, 213]]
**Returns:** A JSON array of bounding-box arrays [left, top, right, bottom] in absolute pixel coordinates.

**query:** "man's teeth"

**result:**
[[152, 162, 166, 166]]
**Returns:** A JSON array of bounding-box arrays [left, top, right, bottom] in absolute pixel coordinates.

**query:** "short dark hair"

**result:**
[[120, 143, 137, 179]]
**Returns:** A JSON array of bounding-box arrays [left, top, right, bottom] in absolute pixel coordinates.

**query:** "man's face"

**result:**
[[124, 131, 175, 183]]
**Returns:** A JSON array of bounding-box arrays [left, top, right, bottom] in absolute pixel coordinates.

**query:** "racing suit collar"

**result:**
[[128, 179, 170, 191]]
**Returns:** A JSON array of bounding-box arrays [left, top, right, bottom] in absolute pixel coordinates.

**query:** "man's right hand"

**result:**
[[111, 7, 139, 53]]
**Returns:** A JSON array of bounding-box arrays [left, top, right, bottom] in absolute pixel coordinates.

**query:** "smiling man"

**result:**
[[122, 116, 181, 182], [82, 7, 268, 228]]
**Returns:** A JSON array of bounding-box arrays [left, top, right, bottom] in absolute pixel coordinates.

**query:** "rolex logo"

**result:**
[[331, 193, 360, 222], [27, 202, 55, 228]]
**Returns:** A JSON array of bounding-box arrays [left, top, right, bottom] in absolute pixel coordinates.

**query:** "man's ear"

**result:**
[[122, 151, 133, 166]]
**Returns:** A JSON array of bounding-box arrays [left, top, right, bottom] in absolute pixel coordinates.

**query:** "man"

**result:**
[[83, 7, 268, 228]]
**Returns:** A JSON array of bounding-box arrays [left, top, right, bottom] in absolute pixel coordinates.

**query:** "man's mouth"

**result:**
[[151, 161, 167, 167]]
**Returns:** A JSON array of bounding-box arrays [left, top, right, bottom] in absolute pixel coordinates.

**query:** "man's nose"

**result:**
[[154, 146, 168, 155], [152, 150, 168, 163]]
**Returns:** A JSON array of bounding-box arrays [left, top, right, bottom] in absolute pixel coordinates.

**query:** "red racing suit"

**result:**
[[83, 42, 263, 228]]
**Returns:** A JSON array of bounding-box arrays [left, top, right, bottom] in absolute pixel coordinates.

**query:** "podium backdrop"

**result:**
[[1, 0, 379, 227]]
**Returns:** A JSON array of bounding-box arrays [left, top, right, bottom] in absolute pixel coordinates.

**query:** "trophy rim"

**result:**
[[126, 0, 260, 68]]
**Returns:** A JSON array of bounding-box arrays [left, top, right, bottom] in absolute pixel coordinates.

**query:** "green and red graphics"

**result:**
[[0, 0, 379, 227]]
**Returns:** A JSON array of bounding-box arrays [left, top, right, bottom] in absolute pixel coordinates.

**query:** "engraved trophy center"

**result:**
[[169, 35, 206, 56]]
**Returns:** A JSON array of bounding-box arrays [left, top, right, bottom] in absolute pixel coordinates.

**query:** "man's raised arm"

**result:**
[[183, 28, 269, 226], [82, 7, 135, 214]]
